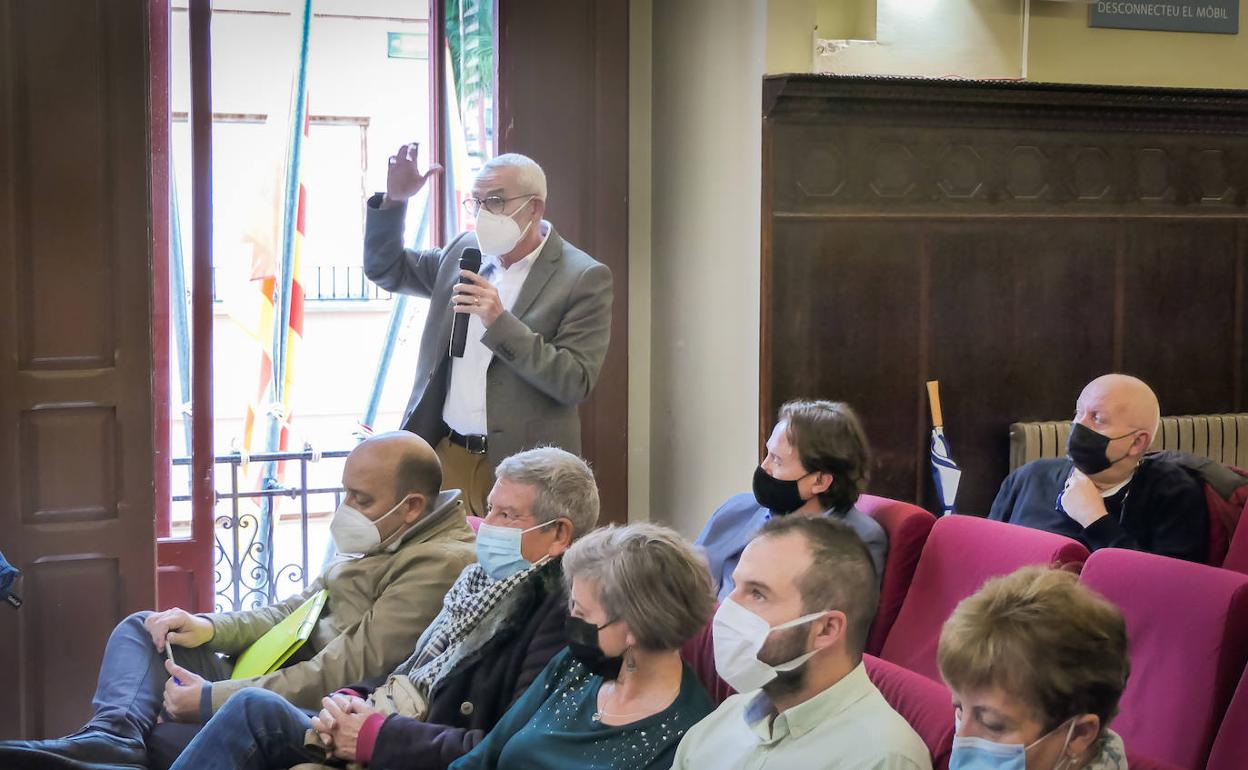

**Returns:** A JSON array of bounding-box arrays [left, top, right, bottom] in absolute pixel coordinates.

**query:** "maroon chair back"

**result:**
[[1221, 496, 1248, 575], [679, 617, 734, 706], [1125, 751, 1187, 770], [864, 654, 953, 770], [1207, 664, 1248, 770], [878, 514, 1089, 683], [1079, 548, 1248, 769], [856, 495, 937, 655]]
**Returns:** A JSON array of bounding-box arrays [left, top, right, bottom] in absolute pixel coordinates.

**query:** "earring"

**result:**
[[624, 647, 637, 674]]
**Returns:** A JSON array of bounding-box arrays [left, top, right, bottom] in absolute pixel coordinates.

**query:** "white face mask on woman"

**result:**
[[711, 597, 826, 693], [329, 495, 411, 555], [474, 196, 535, 256]]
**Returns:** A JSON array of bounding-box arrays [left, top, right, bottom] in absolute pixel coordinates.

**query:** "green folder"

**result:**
[[231, 588, 329, 680]]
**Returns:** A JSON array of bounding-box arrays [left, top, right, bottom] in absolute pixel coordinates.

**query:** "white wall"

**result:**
[[641, 0, 768, 536]]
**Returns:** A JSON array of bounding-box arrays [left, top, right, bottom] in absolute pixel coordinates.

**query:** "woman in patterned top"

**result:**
[[938, 565, 1132, 770], [448, 523, 716, 770]]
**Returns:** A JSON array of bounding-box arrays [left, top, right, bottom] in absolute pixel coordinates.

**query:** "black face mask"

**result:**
[[752, 465, 813, 515], [1066, 422, 1139, 475], [565, 615, 623, 679]]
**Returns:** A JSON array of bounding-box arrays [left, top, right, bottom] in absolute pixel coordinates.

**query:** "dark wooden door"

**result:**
[[496, 0, 630, 523], [0, 0, 158, 739]]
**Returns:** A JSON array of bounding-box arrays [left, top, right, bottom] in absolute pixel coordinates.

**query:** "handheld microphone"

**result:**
[[449, 247, 483, 358]]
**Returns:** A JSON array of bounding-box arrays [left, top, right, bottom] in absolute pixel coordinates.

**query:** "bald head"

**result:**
[[345, 432, 442, 517], [1077, 374, 1161, 438]]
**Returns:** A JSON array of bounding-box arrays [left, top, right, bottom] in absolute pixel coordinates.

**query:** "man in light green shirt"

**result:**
[[673, 516, 931, 770]]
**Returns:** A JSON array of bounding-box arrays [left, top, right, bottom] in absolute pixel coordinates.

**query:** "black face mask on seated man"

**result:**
[[752, 465, 813, 515], [1065, 422, 1140, 476]]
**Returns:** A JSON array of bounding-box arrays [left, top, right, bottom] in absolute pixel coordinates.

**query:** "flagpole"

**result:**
[[258, 0, 313, 601], [170, 171, 193, 456]]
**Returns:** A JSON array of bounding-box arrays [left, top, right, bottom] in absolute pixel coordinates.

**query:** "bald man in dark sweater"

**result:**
[[990, 374, 1208, 563]]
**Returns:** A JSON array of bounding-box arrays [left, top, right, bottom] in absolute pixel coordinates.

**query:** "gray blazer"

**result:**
[[363, 194, 613, 470]]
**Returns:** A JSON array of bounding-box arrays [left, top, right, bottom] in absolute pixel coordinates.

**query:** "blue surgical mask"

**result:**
[[475, 519, 558, 580], [950, 717, 1077, 770]]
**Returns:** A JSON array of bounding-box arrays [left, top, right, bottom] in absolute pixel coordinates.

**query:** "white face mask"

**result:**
[[474, 197, 535, 256], [711, 597, 826, 693], [330, 495, 411, 555]]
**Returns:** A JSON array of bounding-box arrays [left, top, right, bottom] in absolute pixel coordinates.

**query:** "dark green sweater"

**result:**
[[448, 648, 713, 770]]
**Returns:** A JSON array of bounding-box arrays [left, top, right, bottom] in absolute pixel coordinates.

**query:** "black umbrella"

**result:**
[[0, 549, 22, 608]]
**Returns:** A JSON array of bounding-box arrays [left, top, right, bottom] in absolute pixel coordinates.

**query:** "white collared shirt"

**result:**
[[442, 222, 550, 436], [671, 662, 931, 770]]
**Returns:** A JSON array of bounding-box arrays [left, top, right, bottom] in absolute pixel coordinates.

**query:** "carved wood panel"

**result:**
[[761, 76, 1248, 517]]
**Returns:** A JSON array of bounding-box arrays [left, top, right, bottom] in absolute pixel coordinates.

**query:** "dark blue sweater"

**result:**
[[989, 456, 1208, 563]]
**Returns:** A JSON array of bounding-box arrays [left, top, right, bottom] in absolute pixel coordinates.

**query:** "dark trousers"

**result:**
[[88, 611, 232, 743], [167, 688, 321, 770]]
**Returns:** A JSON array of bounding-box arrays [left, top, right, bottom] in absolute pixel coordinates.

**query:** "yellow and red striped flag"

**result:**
[[241, 93, 308, 480]]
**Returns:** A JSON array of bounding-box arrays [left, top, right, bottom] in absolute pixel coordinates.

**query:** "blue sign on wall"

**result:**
[[1089, 1, 1239, 34]]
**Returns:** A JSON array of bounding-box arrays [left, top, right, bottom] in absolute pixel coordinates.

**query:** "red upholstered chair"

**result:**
[[1125, 752, 1187, 770], [863, 654, 953, 770], [680, 617, 734, 706], [878, 514, 1090, 683], [1078, 548, 1248, 770], [1207, 665, 1248, 770], [855, 495, 937, 655], [1221, 497, 1248, 575]]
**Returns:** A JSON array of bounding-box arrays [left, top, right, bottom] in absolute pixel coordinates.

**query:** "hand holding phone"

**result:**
[[165, 638, 184, 685]]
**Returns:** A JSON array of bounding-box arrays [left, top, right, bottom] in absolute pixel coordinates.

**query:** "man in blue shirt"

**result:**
[[696, 400, 887, 600]]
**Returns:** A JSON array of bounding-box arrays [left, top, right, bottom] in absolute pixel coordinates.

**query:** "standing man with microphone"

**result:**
[[364, 147, 613, 516]]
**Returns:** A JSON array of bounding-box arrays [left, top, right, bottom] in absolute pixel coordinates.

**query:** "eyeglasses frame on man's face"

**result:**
[[462, 193, 536, 217]]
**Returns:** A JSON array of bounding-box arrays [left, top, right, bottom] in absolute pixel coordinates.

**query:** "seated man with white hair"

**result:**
[[167, 447, 602, 770], [365, 148, 614, 518], [990, 373, 1208, 562]]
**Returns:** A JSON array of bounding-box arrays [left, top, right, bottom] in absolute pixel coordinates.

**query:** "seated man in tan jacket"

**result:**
[[0, 431, 476, 770]]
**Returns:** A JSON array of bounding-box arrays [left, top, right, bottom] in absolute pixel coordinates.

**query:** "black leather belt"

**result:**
[[447, 428, 488, 455]]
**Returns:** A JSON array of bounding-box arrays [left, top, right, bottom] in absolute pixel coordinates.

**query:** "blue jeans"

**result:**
[[168, 688, 323, 770], [88, 611, 232, 742]]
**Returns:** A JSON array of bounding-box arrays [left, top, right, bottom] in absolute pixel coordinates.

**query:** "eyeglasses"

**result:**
[[462, 194, 536, 217]]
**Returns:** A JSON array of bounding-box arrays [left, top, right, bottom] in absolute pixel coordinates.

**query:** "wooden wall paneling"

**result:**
[[1121, 221, 1240, 413], [496, 0, 629, 523], [764, 220, 924, 504], [761, 76, 1248, 517], [0, 0, 157, 737], [924, 222, 1118, 515]]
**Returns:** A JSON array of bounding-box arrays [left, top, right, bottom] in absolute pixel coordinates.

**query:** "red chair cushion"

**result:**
[[679, 617, 734, 706], [1207, 666, 1248, 770], [1219, 495, 1248, 575], [864, 654, 953, 770], [1125, 751, 1186, 770], [1079, 548, 1248, 769], [855, 495, 937, 655], [879, 514, 1089, 682]]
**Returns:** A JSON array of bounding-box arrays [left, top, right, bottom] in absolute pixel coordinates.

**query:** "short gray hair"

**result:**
[[494, 447, 598, 538], [562, 523, 715, 651], [480, 153, 547, 201]]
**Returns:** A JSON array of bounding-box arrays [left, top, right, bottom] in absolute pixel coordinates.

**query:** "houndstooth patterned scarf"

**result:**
[[391, 560, 541, 697]]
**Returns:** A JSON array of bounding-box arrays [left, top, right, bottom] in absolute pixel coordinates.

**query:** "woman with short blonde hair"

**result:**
[[938, 565, 1131, 770]]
